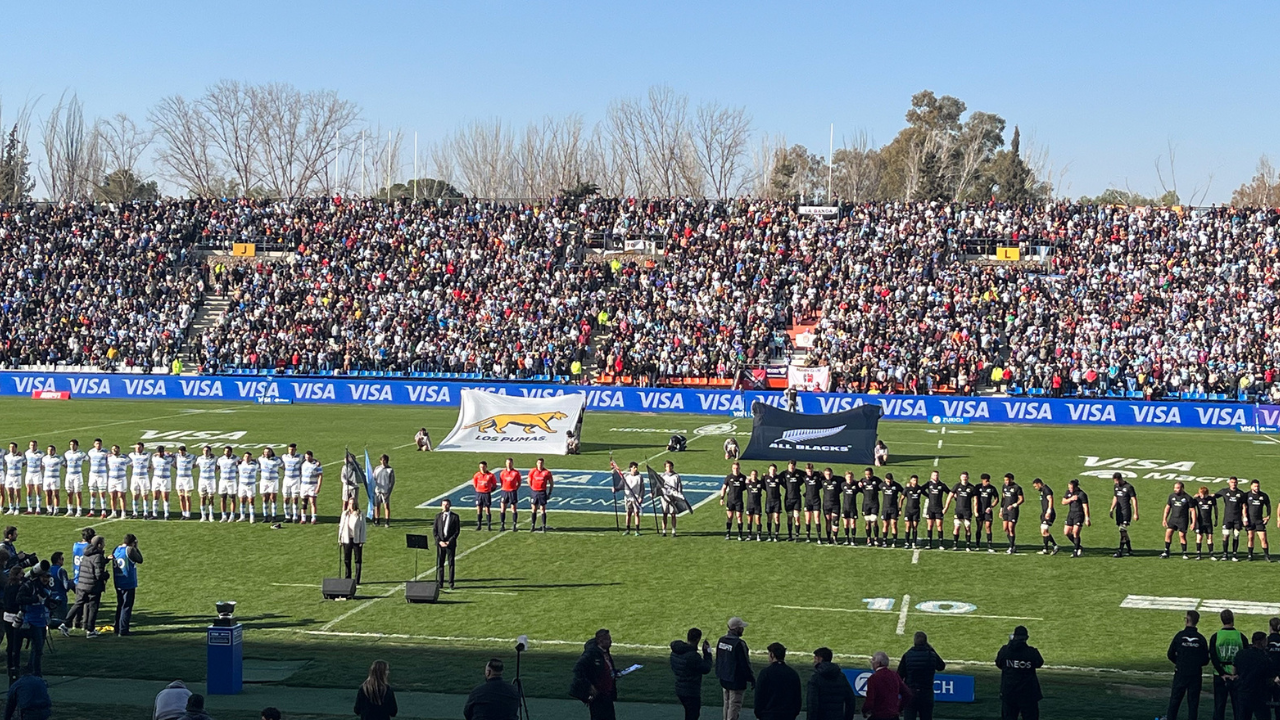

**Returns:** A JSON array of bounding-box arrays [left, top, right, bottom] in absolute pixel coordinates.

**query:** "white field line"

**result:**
[[278, 629, 1163, 676], [319, 530, 508, 631], [30, 406, 253, 437], [912, 549, 921, 564], [896, 594, 910, 635]]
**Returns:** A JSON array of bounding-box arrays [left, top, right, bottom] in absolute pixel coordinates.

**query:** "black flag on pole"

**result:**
[[646, 464, 692, 515]]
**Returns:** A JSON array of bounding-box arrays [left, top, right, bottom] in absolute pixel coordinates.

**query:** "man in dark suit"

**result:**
[[434, 499, 460, 590], [464, 658, 520, 720]]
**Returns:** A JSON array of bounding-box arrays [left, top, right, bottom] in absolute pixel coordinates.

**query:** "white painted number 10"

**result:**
[[862, 598, 977, 615]]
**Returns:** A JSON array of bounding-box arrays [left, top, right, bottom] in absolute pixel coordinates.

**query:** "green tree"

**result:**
[[95, 169, 160, 203], [1230, 156, 1280, 208], [1078, 188, 1178, 207], [879, 91, 1006, 202], [376, 177, 463, 200], [0, 124, 34, 203], [560, 181, 599, 199]]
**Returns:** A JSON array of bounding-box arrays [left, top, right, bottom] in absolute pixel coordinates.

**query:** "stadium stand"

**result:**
[[2, 198, 1279, 402]]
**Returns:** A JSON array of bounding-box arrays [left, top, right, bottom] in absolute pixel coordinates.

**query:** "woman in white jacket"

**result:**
[[338, 497, 367, 585]]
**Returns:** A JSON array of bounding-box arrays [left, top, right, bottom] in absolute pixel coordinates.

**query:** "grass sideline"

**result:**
[[0, 396, 1274, 719]]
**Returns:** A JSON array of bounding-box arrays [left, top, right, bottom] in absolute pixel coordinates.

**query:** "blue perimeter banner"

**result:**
[[845, 669, 975, 703], [3, 371, 1278, 430], [417, 470, 723, 514]]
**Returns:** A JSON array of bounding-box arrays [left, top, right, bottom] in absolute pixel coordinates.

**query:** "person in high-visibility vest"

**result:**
[[1209, 608, 1245, 720]]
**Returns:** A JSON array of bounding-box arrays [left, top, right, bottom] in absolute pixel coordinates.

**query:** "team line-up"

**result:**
[[2, 439, 325, 524], [704, 463, 1276, 561]]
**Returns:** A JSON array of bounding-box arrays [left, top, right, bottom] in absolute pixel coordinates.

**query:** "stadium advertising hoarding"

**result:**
[[0, 372, 1275, 430]]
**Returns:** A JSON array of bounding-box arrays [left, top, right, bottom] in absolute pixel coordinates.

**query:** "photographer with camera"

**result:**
[[15, 561, 52, 676], [0, 527, 34, 573], [63, 536, 108, 638], [3, 567, 21, 685]]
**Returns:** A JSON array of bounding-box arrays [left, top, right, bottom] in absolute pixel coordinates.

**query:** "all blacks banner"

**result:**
[[436, 388, 586, 455], [741, 401, 882, 465]]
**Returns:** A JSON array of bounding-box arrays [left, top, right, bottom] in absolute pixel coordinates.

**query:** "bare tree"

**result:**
[[1155, 140, 1212, 206], [446, 119, 515, 199], [635, 86, 690, 196], [96, 113, 153, 176], [690, 101, 752, 198], [604, 98, 647, 197], [252, 83, 359, 198], [150, 94, 220, 197], [200, 80, 260, 195], [830, 130, 882, 202], [952, 111, 1004, 200], [360, 125, 404, 198], [41, 92, 102, 202], [750, 133, 786, 197]]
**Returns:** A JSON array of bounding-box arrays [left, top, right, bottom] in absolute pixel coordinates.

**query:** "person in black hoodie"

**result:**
[[1165, 610, 1209, 720], [1267, 617, 1280, 720], [754, 643, 800, 720], [670, 628, 713, 720], [898, 632, 945, 720], [63, 536, 108, 638], [995, 626, 1043, 720], [716, 617, 754, 720], [1233, 632, 1275, 720], [807, 648, 855, 720]]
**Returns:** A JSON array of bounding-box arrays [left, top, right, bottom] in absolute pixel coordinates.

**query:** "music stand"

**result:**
[[405, 534, 430, 578]]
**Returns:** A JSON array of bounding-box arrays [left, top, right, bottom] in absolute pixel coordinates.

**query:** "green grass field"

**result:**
[[2, 396, 1277, 719]]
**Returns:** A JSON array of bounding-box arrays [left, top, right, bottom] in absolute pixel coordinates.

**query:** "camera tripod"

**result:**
[[514, 642, 532, 720]]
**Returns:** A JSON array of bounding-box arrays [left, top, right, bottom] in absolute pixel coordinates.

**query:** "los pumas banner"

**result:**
[[436, 388, 586, 455], [741, 401, 882, 464]]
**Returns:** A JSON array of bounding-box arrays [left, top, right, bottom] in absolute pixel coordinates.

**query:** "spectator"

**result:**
[[63, 535, 108, 638], [571, 629, 617, 720], [3, 672, 50, 720], [897, 632, 945, 720], [178, 693, 214, 720], [995, 626, 1043, 720], [463, 658, 520, 720], [715, 617, 754, 720], [354, 660, 398, 720], [154, 680, 193, 720], [806, 647, 856, 720], [260, 709, 281, 720], [670, 627, 713, 720], [862, 651, 910, 720], [754, 642, 801, 720]]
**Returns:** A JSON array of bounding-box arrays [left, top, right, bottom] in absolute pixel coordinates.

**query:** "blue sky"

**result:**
[[3, 0, 1276, 202]]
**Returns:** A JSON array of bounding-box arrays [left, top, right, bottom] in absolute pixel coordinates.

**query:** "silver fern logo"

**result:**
[[780, 425, 846, 443]]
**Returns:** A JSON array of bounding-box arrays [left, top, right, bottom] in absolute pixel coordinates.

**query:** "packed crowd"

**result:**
[[0, 202, 205, 371], [4, 197, 1280, 400], [194, 198, 607, 378]]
